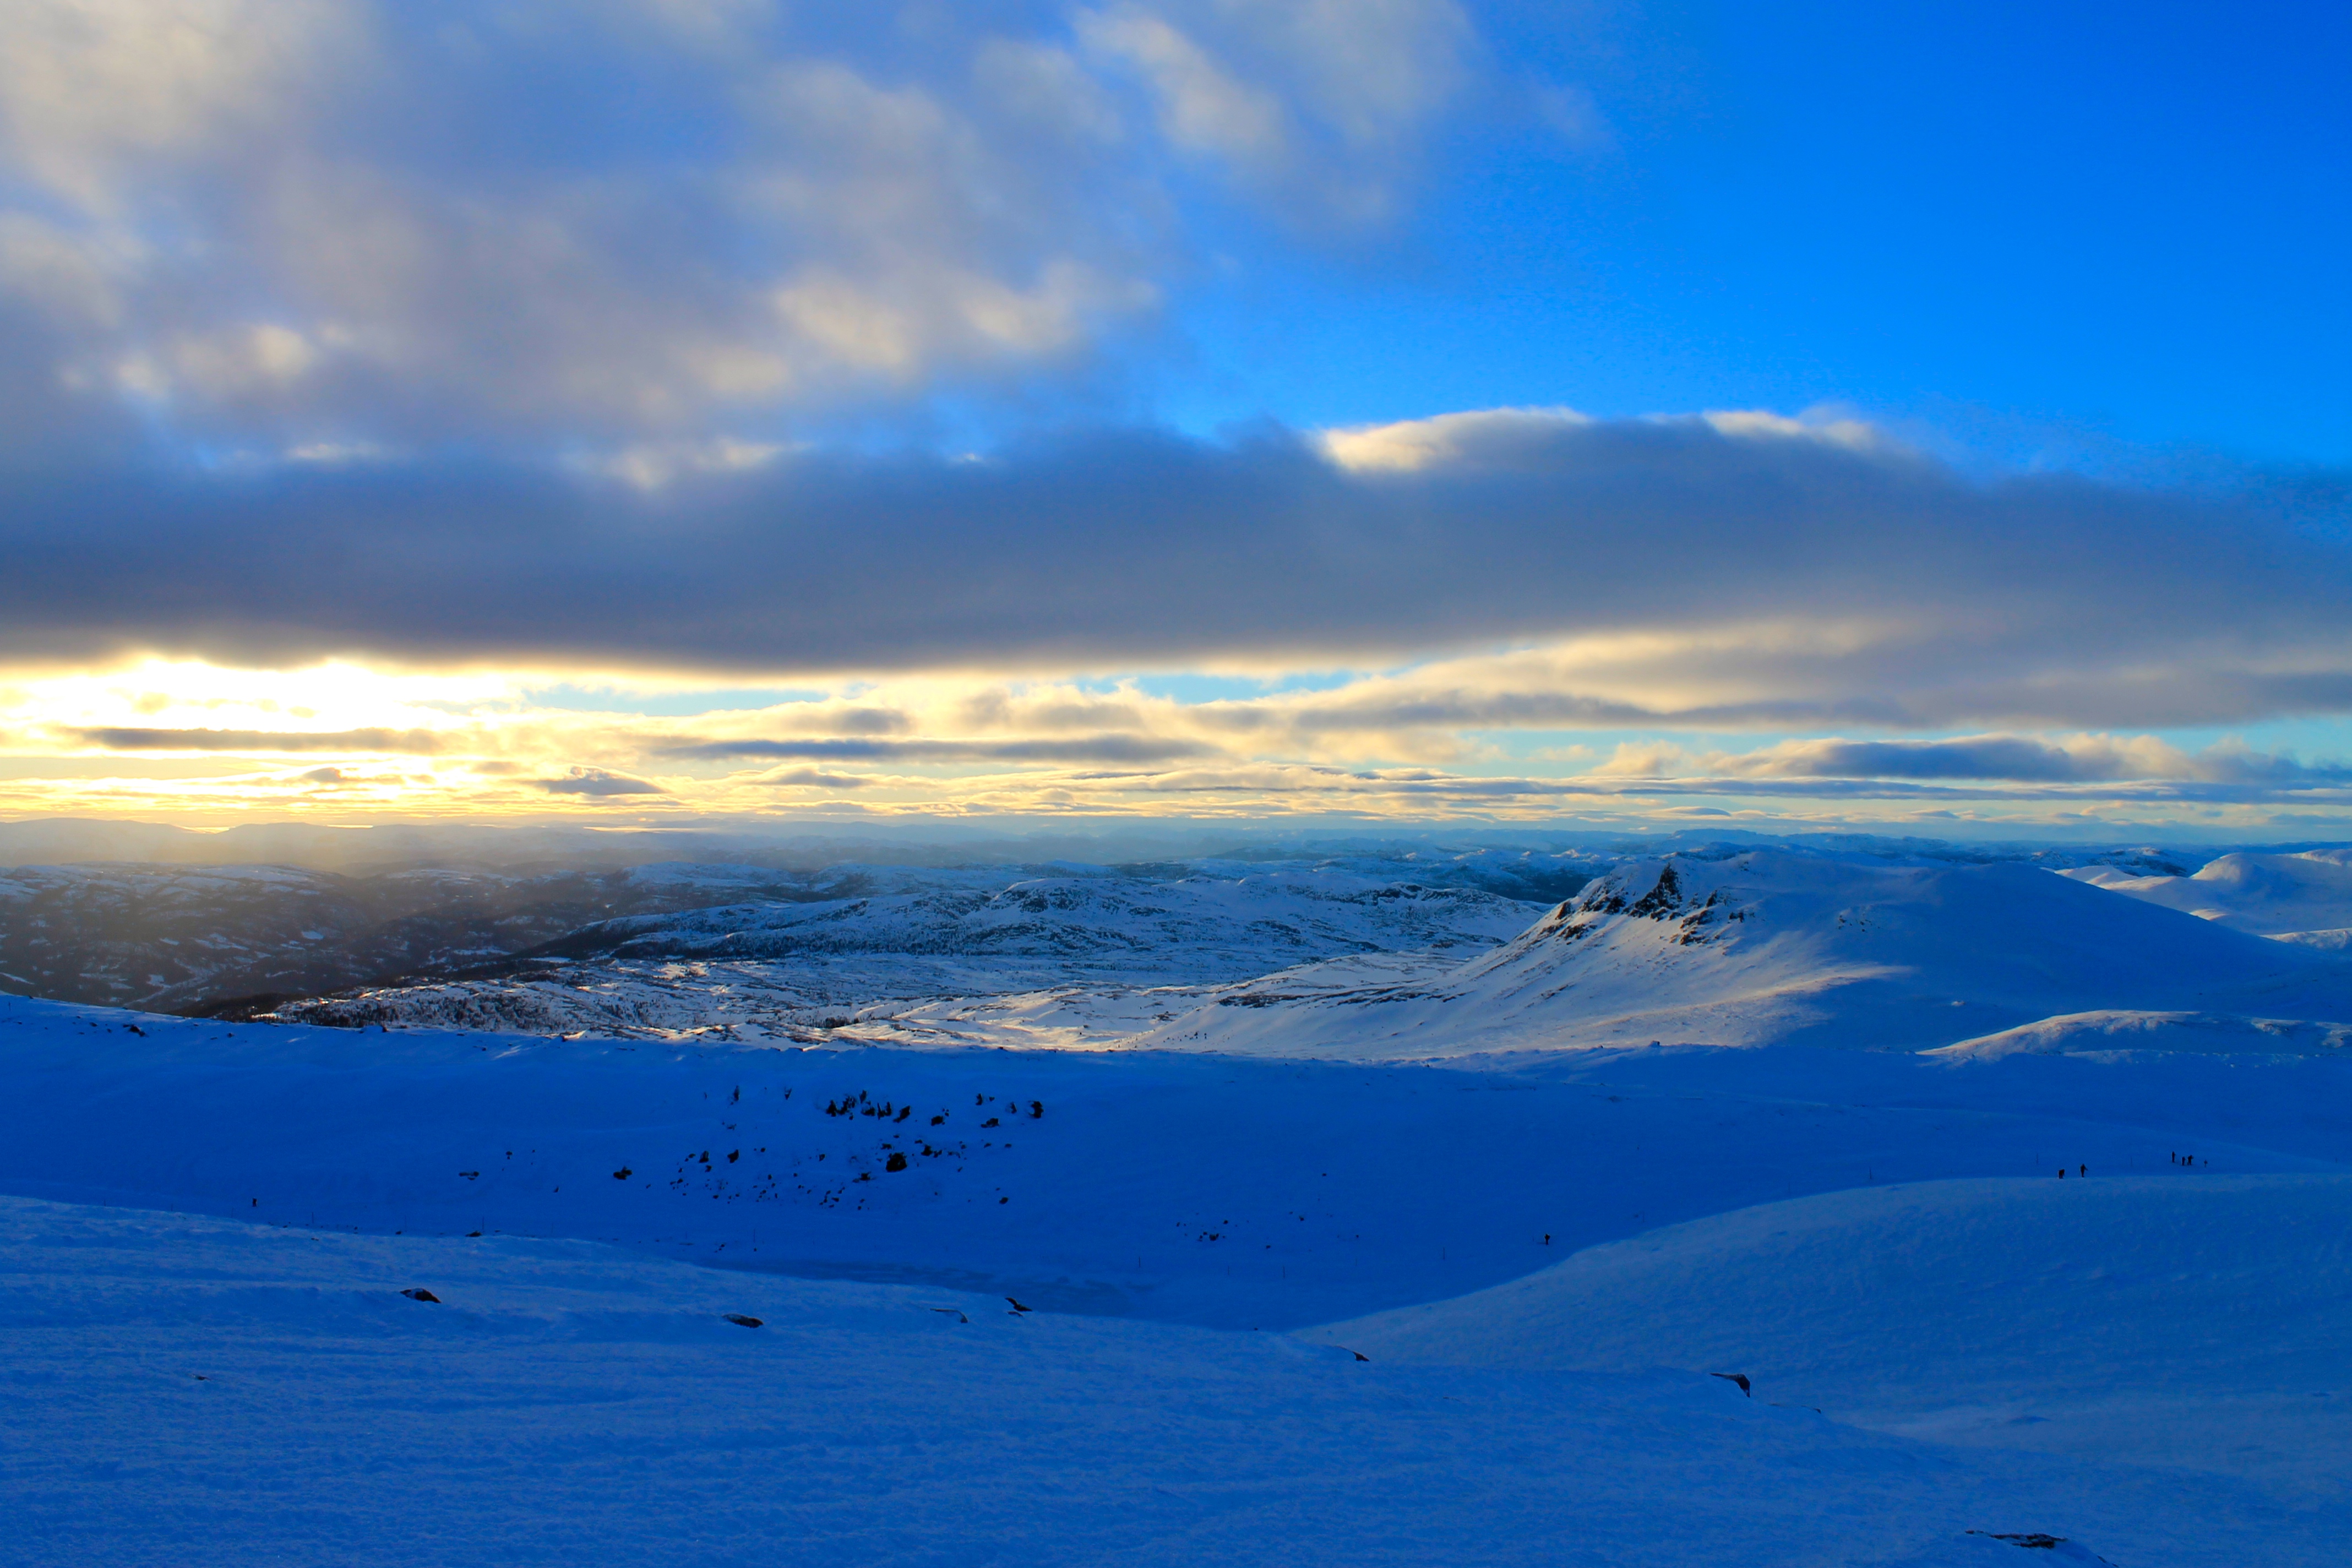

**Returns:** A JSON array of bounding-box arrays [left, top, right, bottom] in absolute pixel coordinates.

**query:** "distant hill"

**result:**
[[1132, 850, 2352, 1058], [2062, 848, 2352, 940]]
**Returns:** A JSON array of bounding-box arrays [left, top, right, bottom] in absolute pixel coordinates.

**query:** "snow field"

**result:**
[[2, 1195, 2338, 1568], [1313, 1175, 2352, 1491], [7, 994, 2347, 1331]]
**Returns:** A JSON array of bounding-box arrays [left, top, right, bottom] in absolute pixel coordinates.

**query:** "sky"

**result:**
[[0, 0, 2346, 841]]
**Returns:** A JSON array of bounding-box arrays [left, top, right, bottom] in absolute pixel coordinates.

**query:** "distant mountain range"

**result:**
[[8, 835, 2351, 1062], [0, 847, 1597, 1019]]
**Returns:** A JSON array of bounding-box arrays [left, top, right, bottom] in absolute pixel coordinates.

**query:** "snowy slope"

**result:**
[[2062, 848, 2352, 939], [13, 1197, 2334, 1568], [6, 992, 2348, 1331], [1935, 1010, 2352, 1058], [1311, 1175, 2352, 1493], [1130, 851, 2352, 1058]]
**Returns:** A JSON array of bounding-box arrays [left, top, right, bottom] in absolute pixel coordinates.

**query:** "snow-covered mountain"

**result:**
[[270, 869, 1545, 1036], [531, 869, 1539, 972], [1129, 850, 2352, 1058], [2061, 847, 2352, 941], [0, 848, 1582, 1027]]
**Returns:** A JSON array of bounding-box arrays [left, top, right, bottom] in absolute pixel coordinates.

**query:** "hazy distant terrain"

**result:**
[[0, 827, 1600, 1017]]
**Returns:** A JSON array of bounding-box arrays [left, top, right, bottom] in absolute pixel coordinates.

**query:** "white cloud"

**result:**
[[1078, 0, 1470, 222], [582, 437, 789, 492], [0, 1, 1478, 443], [0, 0, 354, 211], [1079, 6, 1294, 170], [1318, 405, 1591, 471]]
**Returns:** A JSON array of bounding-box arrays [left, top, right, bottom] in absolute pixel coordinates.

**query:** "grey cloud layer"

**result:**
[[6, 414, 2346, 731], [1701, 736, 2352, 786], [661, 734, 1216, 764], [71, 726, 449, 754]]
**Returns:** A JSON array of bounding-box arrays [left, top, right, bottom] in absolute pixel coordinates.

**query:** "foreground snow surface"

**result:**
[[1315, 1176, 2352, 1491], [6, 983, 2350, 1564], [3, 1193, 2342, 1567], [8, 993, 2350, 1329]]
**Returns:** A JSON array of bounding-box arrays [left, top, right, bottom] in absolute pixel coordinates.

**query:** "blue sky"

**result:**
[[0, 1, 2344, 836], [1162, 1, 2350, 463]]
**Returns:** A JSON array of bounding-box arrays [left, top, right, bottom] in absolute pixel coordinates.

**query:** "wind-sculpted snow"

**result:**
[[2062, 848, 2352, 939], [1131, 850, 2352, 1058]]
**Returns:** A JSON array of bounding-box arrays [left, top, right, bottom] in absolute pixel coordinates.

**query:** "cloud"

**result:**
[[754, 766, 876, 790], [68, 726, 448, 753], [0, 1, 1476, 444], [535, 767, 665, 797], [0, 408, 2344, 736], [1078, 0, 1469, 221], [1626, 734, 2352, 788], [1315, 405, 1591, 472], [0, 411, 2342, 743], [664, 734, 1217, 765], [1707, 734, 2184, 783]]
